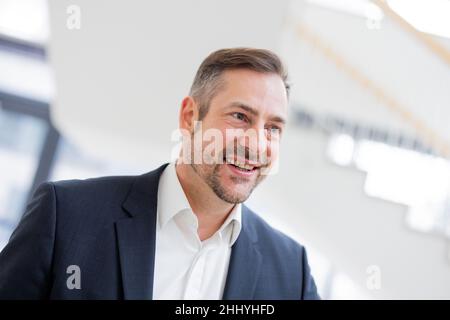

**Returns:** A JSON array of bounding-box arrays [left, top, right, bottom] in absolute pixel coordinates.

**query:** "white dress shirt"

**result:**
[[153, 163, 242, 300]]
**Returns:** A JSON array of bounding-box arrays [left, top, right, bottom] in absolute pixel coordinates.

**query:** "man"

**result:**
[[0, 48, 319, 299]]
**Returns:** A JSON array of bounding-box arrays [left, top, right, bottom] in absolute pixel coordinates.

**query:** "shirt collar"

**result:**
[[218, 202, 242, 247], [157, 162, 242, 246], [157, 162, 192, 229]]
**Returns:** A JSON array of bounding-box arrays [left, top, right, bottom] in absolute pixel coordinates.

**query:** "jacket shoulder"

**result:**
[[51, 174, 138, 196], [46, 174, 142, 231], [242, 205, 304, 256], [242, 205, 320, 300]]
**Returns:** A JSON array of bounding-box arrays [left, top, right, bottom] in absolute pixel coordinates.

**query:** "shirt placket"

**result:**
[[183, 236, 221, 299]]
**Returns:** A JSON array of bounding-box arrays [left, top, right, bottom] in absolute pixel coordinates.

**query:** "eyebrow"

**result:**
[[227, 101, 286, 125]]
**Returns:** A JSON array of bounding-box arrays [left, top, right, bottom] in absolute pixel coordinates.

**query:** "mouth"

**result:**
[[224, 157, 260, 177]]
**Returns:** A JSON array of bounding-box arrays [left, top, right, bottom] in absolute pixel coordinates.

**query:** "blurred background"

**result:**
[[0, 0, 449, 299]]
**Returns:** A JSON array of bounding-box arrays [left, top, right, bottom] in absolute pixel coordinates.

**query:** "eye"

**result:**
[[266, 126, 281, 137], [231, 112, 248, 122]]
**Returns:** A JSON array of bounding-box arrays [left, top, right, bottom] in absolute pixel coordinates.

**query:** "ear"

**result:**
[[179, 96, 199, 133]]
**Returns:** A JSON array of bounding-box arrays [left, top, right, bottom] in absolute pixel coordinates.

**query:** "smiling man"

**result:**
[[0, 48, 319, 300]]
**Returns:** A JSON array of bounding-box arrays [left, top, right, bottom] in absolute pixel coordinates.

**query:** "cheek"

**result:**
[[215, 127, 234, 154], [268, 138, 281, 156]]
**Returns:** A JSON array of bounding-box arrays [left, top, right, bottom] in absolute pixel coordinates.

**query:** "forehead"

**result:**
[[211, 69, 288, 117]]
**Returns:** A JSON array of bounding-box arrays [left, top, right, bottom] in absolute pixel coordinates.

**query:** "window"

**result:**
[[0, 107, 47, 225], [0, 0, 49, 45], [328, 133, 450, 238], [50, 138, 147, 182]]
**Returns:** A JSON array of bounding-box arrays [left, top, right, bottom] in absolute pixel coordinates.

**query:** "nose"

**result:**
[[236, 125, 270, 164]]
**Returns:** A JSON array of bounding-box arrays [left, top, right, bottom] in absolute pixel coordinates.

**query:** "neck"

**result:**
[[175, 162, 235, 241]]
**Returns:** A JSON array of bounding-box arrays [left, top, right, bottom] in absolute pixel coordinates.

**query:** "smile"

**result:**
[[224, 157, 260, 177]]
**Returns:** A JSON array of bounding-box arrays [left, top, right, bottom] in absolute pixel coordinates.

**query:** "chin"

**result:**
[[222, 185, 253, 203]]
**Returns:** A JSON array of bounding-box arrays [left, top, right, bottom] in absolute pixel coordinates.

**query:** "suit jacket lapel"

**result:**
[[223, 206, 262, 300], [116, 163, 169, 300]]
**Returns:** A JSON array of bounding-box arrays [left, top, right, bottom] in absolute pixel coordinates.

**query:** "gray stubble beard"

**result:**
[[190, 162, 264, 204]]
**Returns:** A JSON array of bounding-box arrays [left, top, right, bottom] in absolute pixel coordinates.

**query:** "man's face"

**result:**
[[190, 69, 288, 204]]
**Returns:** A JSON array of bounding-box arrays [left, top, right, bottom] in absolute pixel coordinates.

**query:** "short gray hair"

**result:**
[[190, 47, 290, 120]]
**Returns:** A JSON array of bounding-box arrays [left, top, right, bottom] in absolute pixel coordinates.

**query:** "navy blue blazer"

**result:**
[[0, 163, 319, 299]]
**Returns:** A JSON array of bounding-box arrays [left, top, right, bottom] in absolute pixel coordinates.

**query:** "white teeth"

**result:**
[[227, 158, 254, 170], [241, 163, 254, 170]]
